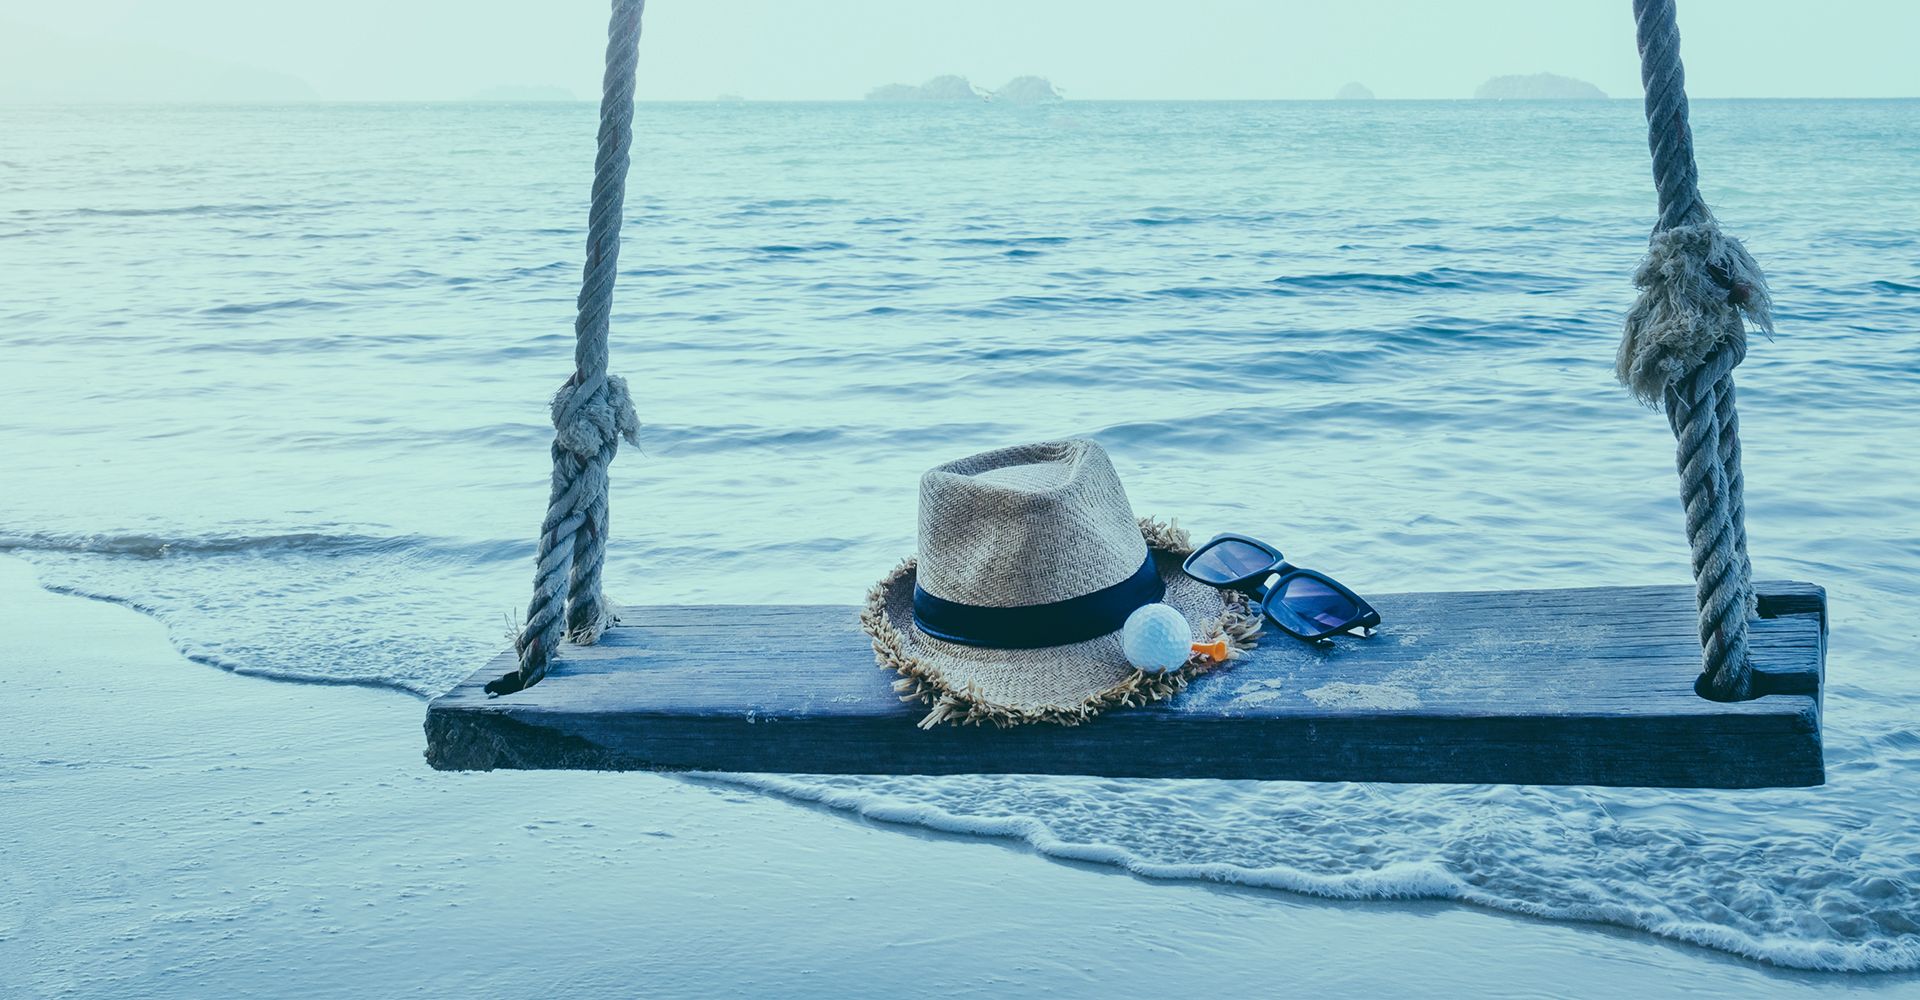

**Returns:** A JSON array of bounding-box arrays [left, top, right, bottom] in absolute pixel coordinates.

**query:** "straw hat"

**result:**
[[862, 439, 1261, 728]]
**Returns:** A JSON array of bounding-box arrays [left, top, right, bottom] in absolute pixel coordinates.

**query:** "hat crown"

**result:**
[[915, 439, 1148, 608]]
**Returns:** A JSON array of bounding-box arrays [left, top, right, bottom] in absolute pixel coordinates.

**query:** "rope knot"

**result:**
[[550, 373, 641, 460], [1617, 222, 1773, 408]]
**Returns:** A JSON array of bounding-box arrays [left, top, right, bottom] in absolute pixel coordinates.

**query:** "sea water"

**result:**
[[2, 99, 1916, 971]]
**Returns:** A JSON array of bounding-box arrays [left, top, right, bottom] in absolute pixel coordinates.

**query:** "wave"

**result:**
[[197, 297, 350, 316], [505, 260, 573, 277], [708, 773, 1920, 973], [937, 269, 1575, 318], [66, 202, 298, 219], [321, 267, 444, 292], [3, 529, 526, 697], [39, 581, 434, 696], [940, 236, 1072, 248], [733, 196, 850, 213], [942, 292, 1135, 319], [1265, 267, 1573, 295], [0, 529, 527, 564], [176, 331, 447, 355], [753, 241, 852, 255]]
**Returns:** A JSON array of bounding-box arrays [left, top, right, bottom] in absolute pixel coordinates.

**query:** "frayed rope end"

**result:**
[[552, 373, 642, 458], [565, 602, 622, 645], [1618, 222, 1773, 408]]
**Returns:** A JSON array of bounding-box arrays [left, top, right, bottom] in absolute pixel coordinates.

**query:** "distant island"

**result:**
[[993, 76, 1064, 103], [467, 84, 577, 102], [1335, 82, 1375, 100], [714, 92, 745, 102], [867, 75, 986, 101], [865, 75, 1063, 102], [1474, 73, 1606, 100]]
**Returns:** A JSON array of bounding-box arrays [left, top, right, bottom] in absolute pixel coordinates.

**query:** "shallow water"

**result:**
[[2, 99, 1917, 971]]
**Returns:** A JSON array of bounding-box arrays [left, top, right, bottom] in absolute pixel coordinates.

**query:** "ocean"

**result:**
[[2, 99, 1916, 973]]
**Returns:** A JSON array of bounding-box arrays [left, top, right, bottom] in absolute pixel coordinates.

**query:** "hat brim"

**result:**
[[861, 518, 1263, 728]]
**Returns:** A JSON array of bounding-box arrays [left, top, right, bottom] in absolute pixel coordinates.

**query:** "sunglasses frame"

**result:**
[[1181, 533, 1382, 641]]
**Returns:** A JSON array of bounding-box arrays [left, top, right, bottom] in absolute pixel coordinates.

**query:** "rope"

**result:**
[[1624, 0, 1772, 701], [487, 0, 646, 696], [478, 0, 1771, 709]]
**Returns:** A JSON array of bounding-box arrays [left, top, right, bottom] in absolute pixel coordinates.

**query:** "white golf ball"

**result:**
[[1122, 603, 1191, 671]]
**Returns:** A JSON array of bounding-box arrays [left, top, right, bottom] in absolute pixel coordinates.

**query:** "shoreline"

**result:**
[[2, 554, 1910, 997]]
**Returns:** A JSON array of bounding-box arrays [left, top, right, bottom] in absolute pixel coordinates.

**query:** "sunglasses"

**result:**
[[1182, 533, 1381, 641]]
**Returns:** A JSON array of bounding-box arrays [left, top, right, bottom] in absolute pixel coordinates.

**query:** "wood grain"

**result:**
[[424, 581, 1825, 787]]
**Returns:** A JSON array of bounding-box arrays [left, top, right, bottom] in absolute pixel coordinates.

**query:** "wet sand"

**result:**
[[1, 557, 1907, 998]]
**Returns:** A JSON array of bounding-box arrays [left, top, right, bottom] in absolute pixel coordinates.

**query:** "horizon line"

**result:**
[[4, 95, 1915, 106]]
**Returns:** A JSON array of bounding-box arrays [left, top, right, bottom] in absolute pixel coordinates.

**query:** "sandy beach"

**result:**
[[2, 555, 1909, 998]]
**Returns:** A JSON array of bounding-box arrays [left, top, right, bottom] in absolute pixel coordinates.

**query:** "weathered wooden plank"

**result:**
[[424, 581, 1826, 787]]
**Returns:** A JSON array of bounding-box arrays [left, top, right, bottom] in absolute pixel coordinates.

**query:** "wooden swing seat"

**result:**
[[423, 580, 1825, 788]]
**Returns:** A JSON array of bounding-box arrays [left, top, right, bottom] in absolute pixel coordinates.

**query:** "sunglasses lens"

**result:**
[[1269, 575, 1361, 636], [1187, 538, 1277, 585]]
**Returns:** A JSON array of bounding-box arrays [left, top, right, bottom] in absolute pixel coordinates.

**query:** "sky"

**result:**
[[1, 0, 1916, 102]]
